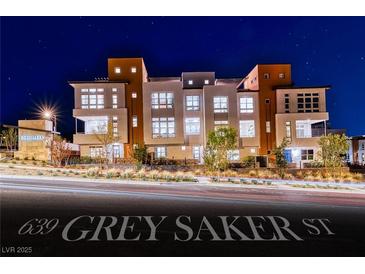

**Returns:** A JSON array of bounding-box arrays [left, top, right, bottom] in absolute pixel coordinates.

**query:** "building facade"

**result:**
[[70, 58, 330, 167], [347, 136, 365, 165]]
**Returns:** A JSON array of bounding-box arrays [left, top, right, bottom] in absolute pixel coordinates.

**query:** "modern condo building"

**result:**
[[70, 58, 330, 167]]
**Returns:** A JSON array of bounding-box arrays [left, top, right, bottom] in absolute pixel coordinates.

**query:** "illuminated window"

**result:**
[[112, 94, 118, 108], [188, 80, 193, 85], [81, 95, 89, 109], [132, 92, 137, 98], [284, 94, 290, 113], [185, 117, 200, 135], [132, 116, 138, 127], [151, 92, 174, 109], [266, 121, 271, 133], [90, 146, 104, 158], [192, 146, 201, 160], [85, 119, 108, 134], [89, 88, 96, 93], [112, 88, 118, 92], [97, 88, 104, 92], [240, 97, 254, 113], [227, 150, 240, 161], [81, 88, 88, 93], [152, 117, 175, 138], [97, 95, 104, 109], [186, 95, 200, 111], [204, 79, 209, 85], [89, 95, 97, 109], [285, 121, 292, 140], [240, 120, 255, 137], [213, 96, 228, 113], [296, 120, 312, 138], [214, 120, 228, 131], [131, 67, 137, 73], [114, 67, 121, 74], [279, 73, 285, 79], [155, 147, 166, 158], [181, 146, 186, 151]]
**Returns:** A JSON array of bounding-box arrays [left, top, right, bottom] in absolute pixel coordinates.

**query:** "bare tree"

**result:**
[[93, 121, 121, 167], [1, 128, 18, 151], [50, 136, 72, 167]]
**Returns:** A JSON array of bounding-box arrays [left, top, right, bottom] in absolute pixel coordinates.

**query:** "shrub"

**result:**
[[24, 157, 29, 160], [353, 173, 364, 182], [248, 170, 257, 177], [11, 160, 16, 164], [37, 171, 43, 176], [14, 157, 19, 160], [105, 168, 120, 179], [86, 167, 101, 177], [242, 156, 256, 168]]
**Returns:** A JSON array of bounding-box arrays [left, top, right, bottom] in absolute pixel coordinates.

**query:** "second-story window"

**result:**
[[131, 67, 137, 73], [185, 117, 200, 135], [240, 97, 254, 113], [151, 92, 174, 109], [284, 94, 290, 113], [213, 96, 228, 113], [186, 95, 200, 111], [239, 120, 255, 137], [279, 73, 285, 79], [132, 116, 138, 127], [112, 94, 118, 109], [81, 91, 104, 109], [152, 117, 175, 138], [114, 67, 121, 74]]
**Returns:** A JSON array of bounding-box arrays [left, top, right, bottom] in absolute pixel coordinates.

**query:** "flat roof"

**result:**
[[274, 85, 331, 90], [68, 80, 129, 84]]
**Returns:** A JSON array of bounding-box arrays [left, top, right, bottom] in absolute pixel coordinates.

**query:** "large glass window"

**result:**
[[155, 147, 166, 158], [296, 120, 312, 138], [240, 97, 254, 113], [151, 92, 174, 109], [239, 120, 255, 137], [285, 121, 292, 141], [85, 119, 108, 134], [227, 150, 240, 161], [152, 117, 175, 138], [185, 117, 200, 135], [90, 146, 104, 158], [213, 96, 228, 113], [186, 95, 200, 111]]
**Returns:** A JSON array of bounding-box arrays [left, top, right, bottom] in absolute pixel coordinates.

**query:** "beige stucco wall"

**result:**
[[276, 88, 327, 113], [73, 108, 128, 144], [275, 112, 329, 148], [143, 81, 185, 145], [237, 91, 261, 149]]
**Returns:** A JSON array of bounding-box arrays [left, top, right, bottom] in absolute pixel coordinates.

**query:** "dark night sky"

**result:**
[[1, 16, 365, 139]]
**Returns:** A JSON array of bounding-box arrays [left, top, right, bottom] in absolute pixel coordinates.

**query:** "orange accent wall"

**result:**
[[108, 58, 147, 157]]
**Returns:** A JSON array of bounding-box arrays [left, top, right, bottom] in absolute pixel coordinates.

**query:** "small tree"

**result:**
[[272, 137, 290, 179], [203, 126, 238, 179], [1, 128, 18, 151], [318, 133, 349, 173], [50, 136, 72, 167], [132, 146, 148, 170], [93, 121, 121, 166]]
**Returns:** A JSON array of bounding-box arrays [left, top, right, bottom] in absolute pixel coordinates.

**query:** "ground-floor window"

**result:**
[[301, 149, 314, 160], [90, 146, 104, 158], [192, 146, 201, 160], [227, 150, 240, 161], [113, 144, 123, 158], [155, 147, 166, 158]]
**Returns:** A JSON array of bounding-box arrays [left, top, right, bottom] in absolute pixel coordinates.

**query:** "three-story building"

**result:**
[[70, 58, 330, 167]]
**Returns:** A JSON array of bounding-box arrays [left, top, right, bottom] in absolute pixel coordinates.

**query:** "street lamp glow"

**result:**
[[43, 111, 52, 119]]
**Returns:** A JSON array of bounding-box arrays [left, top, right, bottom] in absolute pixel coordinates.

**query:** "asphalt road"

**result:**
[[1, 177, 365, 256]]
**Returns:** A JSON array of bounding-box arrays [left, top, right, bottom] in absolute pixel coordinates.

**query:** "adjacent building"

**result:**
[[347, 136, 365, 165], [70, 58, 331, 167]]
